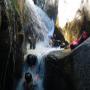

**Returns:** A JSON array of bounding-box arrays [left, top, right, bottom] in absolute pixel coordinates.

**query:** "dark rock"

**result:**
[[44, 0, 59, 20], [0, 0, 24, 90], [70, 37, 90, 90], [26, 54, 37, 67], [44, 37, 90, 90], [44, 50, 74, 90]]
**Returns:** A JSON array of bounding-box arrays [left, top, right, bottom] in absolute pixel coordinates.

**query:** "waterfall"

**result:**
[[23, 0, 56, 51], [16, 0, 62, 90], [25, 0, 49, 43], [16, 45, 62, 90]]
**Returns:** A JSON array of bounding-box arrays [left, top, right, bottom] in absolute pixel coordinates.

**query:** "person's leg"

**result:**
[[32, 42, 35, 49], [33, 40, 36, 49], [30, 41, 33, 49]]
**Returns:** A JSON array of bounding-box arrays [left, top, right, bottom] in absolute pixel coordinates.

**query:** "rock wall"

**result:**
[[44, 0, 59, 20], [71, 37, 90, 90], [44, 37, 90, 90], [0, 0, 24, 90]]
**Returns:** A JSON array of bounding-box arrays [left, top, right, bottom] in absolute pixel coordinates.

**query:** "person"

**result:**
[[28, 35, 36, 49], [24, 72, 33, 90], [26, 54, 37, 67], [70, 31, 89, 49], [28, 36, 33, 49], [32, 34, 36, 49]]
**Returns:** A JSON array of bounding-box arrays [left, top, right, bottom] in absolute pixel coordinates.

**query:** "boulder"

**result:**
[[44, 49, 74, 90], [44, 37, 90, 90], [71, 37, 90, 90]]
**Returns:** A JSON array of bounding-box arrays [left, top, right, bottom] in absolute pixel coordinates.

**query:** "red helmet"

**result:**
[[82, 31, 88, 39]]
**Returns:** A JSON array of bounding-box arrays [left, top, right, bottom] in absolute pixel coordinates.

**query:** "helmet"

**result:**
[[25, 72, 32, 83], [26, 54, 37, 67]]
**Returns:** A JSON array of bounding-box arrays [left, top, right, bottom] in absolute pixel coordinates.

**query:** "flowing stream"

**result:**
[[16, 0, 62, 90]]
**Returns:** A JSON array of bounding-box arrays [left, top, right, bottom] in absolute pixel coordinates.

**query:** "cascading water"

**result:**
[[25, 0, 48, 42], [16, 0, 62, 90]]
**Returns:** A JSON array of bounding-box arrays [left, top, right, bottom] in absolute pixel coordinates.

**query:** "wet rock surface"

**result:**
[[44, 49, 74, 90], [44, 37, 90, 90], [0, 0, 24, 90], [71, 37, 90, 90]]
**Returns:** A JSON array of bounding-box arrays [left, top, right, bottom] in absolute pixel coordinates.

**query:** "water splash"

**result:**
[[25, 42, 62, 59], [16, 42, 62, 90], [24, 43, 63, 90]]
